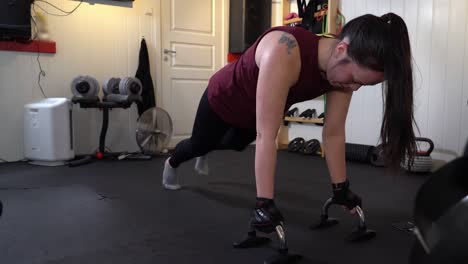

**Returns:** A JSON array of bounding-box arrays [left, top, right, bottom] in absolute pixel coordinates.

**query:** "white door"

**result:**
[[161, 0, 225, 147]]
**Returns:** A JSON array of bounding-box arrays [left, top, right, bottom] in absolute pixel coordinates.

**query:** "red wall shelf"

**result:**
[[0, 40, 56, 54]]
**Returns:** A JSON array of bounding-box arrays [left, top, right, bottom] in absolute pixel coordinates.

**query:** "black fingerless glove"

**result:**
[[250, 197, 284, 234], [331, 180, 362, 210]]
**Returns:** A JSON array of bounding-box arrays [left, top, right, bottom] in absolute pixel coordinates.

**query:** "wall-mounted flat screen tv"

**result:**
[[0, 0, 32, 41]]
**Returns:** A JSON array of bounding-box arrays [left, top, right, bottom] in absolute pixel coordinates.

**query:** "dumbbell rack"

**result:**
[[70, 95, 143, 165], [277, 117, 326, 157], [284, 116, 324, 124], [279, 0, 340, 159]]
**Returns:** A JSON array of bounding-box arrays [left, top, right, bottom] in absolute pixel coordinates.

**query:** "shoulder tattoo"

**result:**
[[278, 33, 298, 55]]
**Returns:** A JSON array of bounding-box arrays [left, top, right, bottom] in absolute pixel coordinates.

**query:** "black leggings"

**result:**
[[169, 89, 256, 168]]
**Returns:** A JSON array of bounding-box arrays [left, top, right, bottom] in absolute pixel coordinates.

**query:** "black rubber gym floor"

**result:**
[[0, 146, 427, 264]]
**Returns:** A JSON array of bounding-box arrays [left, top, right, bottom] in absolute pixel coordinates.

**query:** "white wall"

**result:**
[[289, 0, 468, 162], [0, 0, 161, 162]]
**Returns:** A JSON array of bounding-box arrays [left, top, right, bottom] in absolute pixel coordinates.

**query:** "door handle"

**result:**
[[164, 49, 177, 54]]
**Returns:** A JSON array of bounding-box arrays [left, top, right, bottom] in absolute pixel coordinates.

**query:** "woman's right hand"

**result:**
[[331, 180, 362, 214]]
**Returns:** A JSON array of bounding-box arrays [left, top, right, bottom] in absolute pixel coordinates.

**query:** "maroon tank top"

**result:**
[[207, 26, 332, 129]]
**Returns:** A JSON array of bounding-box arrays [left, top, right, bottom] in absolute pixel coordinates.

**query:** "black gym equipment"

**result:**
[[300, 139, 321, 155], [234, 199, 302, 264], [103, 78, 121, 96], [298, 108, 317, 119], [119, 77, 143, 96], [233, 225, 302, 264], [370, 144, 385, 167], [311, 198, 376, 242], [370, 137, 436, 170], [287, 137, 305, 153], [70, 76, 100, 102], [409, 146, 468, 264], [284, 107, 298, 125], [402, 137, 434, 173], [315, 112, 325, 126], [345, 143, 375, 164], [70, 98, 143, 166], [392, 220, 415, 235], [234, 220, 302, 264], [285, 107, 298, 118], [70, 76, 144, 166], [105, 77, 143, 104]]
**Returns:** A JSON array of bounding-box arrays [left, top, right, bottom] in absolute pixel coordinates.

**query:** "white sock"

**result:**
[[162, 158, 181, 190], [194, 156, 209, 176]]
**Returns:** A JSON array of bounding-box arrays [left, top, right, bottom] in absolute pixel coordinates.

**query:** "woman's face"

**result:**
[[325, 41, 384, 92]]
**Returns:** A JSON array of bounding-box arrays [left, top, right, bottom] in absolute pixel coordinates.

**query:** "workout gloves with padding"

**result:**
[[332, 180, 362, 210], [250, 180, 362, 233]]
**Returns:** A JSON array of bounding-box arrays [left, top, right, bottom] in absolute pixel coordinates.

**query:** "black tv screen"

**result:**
[[0, 0, 32, 41]]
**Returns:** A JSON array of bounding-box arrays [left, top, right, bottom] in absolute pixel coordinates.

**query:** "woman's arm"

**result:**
[[254, 31, 300, 199], [322, 90, 353, 184], [323, 90, 363, 213]]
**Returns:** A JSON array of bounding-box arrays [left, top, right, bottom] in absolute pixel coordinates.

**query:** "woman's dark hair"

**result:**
[[338, 13, 417, 169]]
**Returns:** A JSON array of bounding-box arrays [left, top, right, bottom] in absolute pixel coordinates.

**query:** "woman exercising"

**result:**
[[162, 13, 416, 230]]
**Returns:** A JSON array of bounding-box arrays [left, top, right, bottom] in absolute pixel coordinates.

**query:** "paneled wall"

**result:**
[[289, 0, 468, 162]]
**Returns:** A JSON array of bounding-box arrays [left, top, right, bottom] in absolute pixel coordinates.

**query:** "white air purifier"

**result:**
[[24, 98, 75, 166]]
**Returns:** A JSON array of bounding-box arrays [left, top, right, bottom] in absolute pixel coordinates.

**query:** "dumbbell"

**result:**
[[71, 75, 100, 102], [119, 77, 143, 96], [105, 77, 143, 103], [299, 109, 317, 119], [103, 77, 121, 96]]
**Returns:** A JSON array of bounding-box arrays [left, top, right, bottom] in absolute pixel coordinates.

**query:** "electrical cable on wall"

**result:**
[[36, 49, 47, 98], [30, 12, 48, 98], [29, 0, 85, 98], [32, 0, 84, 16]]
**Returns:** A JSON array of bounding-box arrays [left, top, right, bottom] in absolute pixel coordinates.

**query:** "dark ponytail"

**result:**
[[339, 13, 417, 169]]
